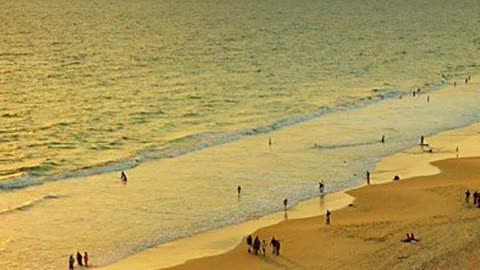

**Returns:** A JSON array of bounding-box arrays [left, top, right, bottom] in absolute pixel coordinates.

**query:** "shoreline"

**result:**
[[99, 122, 480, 270]]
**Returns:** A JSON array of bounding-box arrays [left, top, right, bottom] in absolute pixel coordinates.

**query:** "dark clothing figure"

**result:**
[[420, 136, 425, 145], [283, 198, 288, 210], [246, 235, 253, 253], [76, 252, 83, 267], [381, 135, 385, 143], [270, 237, 278, 255], [237, 185, 242, 197], [402, 233, 419, 243], [366, 171, 371, 185], [120, 171, 128, 183], [84, 252, 89, 267], [69, 255, 75, 270], [326, 210, 331, 225], [473, 192, 478, 205], [253, 236, 261, 256], [466, 190, 471, 203], [319, 181, 325, 195], [276, 240, 281, 255]]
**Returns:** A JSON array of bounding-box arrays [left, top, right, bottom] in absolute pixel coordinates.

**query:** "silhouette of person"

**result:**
[[76, 252, 83, 266], [465, 190, 471, 203], [276, 239, 281, 255], [120, 171, 128, 183], [69, 255, 75, 270], [237, 185, 242, 197], [319, 181, 326, 195], [253, 236, 261, 256], [261, 240, 267, 256], [283, 198, 288, 210], [326, 210, 331, 225], [381, 135, 385, 143], [84, 251, 89, 267], [366, 171, 371, 185], [270, 237, 277, 255], [246, 235, 253, 253]]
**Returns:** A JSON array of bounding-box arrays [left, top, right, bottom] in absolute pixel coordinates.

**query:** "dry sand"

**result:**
[[100, 122, 480, 270]]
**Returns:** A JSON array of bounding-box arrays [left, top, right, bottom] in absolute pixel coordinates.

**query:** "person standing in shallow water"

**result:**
[[319, 181, 325, 195], [283, 198, 288, 210], [366, 171, 371, 185]]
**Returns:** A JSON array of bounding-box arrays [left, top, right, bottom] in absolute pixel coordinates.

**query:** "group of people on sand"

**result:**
[[464, 189, 480, 207], [246, 235, 281, 256], [68, 251, 89, 269], [402, 233, 419, 243]]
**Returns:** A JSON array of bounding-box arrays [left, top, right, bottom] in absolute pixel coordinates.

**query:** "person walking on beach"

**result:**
[[270, 237, 278, 255], [84, 251, 89, 268], [366, 170, 371, 185], [76, 252, 83, 267], [275, 239, 281, 255], [237, 185, 242, 197], [420, 136, 425, 146], [326, 210, 331, 225], [465, 190, 471, 203], [381, 135, 385, 143], [473, 191, 478, 205], [246, 235, 253, 253], [69, 255, 75, 270], [283, 198, 288, 211], [120, 171, 128, 183], [253, 236, 261, 256], [261, 240, 267, 256]]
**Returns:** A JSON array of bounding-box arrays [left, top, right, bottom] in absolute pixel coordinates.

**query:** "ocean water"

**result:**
[[0, 0, 480, 269]]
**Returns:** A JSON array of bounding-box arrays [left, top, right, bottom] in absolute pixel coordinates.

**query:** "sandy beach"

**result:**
[[100, 118, 480, 270], [163, 157, 480, 270]]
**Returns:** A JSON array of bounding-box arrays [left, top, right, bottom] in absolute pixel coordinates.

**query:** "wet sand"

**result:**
[[100, 122, 480, 269]]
